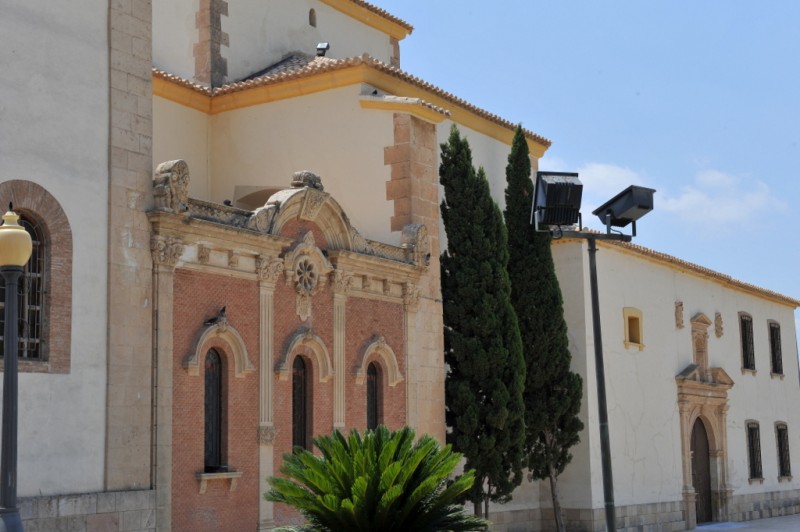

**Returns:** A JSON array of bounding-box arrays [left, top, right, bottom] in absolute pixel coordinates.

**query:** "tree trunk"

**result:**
[[474, 500, 482, 517], [550, 465, 566, 532]]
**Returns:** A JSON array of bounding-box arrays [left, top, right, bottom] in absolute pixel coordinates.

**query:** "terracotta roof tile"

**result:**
[[184, 54, 550, 147], [345, 0, 413, 33]]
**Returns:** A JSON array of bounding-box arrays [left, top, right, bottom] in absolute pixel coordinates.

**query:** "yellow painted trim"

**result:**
[[318, 0, 411, 40], [359, 98, 447, 124], [152, 76, 211, 113], [360, 70, 549, 157], [152, 65, 549, 155], [209, 66, 366, 114]]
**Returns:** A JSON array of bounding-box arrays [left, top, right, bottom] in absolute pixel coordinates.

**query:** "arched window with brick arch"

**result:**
[[292, 355, 312, 450], [366, 362, 382, 430], [0, 180, 72, 373], [204, 348, 226, 472]]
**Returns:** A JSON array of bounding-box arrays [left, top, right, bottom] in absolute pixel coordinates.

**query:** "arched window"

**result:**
[[0, 213, 45, 359], [293, 356, 311, 449], [204, 349, 225, 472], [366, 362, 381, 430], [308, 8, 316, 27]]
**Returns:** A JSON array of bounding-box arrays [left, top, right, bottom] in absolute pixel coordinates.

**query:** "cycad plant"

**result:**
[[266, 426, 488, 531]]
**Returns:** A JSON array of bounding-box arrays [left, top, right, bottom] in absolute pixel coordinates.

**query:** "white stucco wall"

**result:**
[[552, 239, 800, 510], [153, 96, 211, 200], [152, 0, 197, 80], [208, 86, 396, 243], [0, 0, 110, 495], [226, 0, 393, 81]]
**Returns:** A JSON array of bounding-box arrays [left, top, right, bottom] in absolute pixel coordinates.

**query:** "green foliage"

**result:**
[[439, 125, 526, 513], [266, 426, 487, 532], [503, 126, 584, 506]]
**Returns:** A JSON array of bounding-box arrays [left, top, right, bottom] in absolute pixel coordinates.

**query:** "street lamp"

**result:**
[[532, 173, 655, 532], [0, 205, 32, 532]]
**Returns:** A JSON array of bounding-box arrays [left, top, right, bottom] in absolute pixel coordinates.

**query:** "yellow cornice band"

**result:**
[[359, 98, 448, 124], [152, 67, 549, 156], [318, 0, 411, 41]]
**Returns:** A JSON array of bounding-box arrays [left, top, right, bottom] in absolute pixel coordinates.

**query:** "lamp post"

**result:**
[[532, 173, 654, 531], [0, 206, 32, 532]]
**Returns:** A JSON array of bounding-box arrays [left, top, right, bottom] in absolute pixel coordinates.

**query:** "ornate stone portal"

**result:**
[[676, 313, 734, 529]]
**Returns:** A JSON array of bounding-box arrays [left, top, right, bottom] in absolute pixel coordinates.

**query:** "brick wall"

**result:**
[[172, 269, 260, 531]]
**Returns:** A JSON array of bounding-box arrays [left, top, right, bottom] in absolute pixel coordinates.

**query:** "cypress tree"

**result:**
[[440, 125, 526, 518], [503, 126, 584, 532]]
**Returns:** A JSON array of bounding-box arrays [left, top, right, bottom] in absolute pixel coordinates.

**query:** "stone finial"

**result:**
[[153, 160, 190, 213], [401, 224, 431, 267], [291, 170, 324, 191]]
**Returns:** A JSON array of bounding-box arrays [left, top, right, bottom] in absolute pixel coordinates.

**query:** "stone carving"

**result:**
[[246, 206, 273, 233], [258, 425, 277, 445], [153, 160, 190, 213], [291, 170, 324, 191], [332, 270, 354, 295], [675, 301, 684, 329], [362, 275, 372, 290], [283, 231, 333, 322], [715, 312, 724, 338], [403, 282, 420, 309], [151, 235, 184, 268], [382, 279, 392, 296], [401, 224, 431, 267], [228, 251, 239, 269], [256, 255, 284, 283], [350, 227, 372, 255], [197, 244, 210, 264], [300, 188, 327, 221]]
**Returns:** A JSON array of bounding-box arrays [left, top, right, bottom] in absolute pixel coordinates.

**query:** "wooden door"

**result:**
[[691, 419, 713, 524]]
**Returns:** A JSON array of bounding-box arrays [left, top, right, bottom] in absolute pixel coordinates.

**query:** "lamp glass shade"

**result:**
[[0, 210, 32, 267]]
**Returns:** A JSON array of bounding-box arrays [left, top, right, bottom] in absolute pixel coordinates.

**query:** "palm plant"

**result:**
[[266, 426, 488, 531]]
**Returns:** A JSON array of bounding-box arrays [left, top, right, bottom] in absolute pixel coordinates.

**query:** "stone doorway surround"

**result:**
[[676, 313, 734, 530]]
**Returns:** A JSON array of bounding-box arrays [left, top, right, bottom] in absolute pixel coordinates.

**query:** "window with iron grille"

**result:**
[[747, 422, 762, 480], [739, 314, 755, 371], [366, 362, 381, 430], [293, 356, 311, 450], [0, 215, 45, 360], [769, 322, 783, 375], [204, 349, 225, 472], [777, 423, 791, 478]]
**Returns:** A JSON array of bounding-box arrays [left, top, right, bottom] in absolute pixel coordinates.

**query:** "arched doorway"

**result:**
[[691, 419, 712, 524]]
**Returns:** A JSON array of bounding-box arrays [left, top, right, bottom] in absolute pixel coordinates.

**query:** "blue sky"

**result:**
[[379, 0, 800, 325]]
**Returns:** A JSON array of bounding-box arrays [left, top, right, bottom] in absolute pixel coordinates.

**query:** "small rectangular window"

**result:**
[[747, 422, 762, 480], [739, 315, 755, 371], [777, 424, 791, 478], [769, 322, 783, 375], [623, 307, 644, 351]]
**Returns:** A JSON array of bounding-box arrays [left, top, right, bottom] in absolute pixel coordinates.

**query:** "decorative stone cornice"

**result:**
[[197, 244, 210, 264], [151, 235, 184, 268], [401, 223, 431, 267]]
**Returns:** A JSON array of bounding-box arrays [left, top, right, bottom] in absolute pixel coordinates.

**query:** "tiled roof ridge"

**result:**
[[556, 230, 800, 307], [345, 0, 414, 32], [153, 68, 212, 95], [154, 54, 551, 147]]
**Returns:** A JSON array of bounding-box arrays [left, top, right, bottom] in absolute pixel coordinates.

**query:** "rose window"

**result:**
[[296, 259, 317, 292]]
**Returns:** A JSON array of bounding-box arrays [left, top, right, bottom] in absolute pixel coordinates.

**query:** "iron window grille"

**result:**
[[366, 362, 380, 430], [769, 322, 783, 375], [777, 423, 791, 478], [739, 315, 755, 371], [292, 356, 310, 450], [747, 422, 763, 480], [0, 215, 44, 360]]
